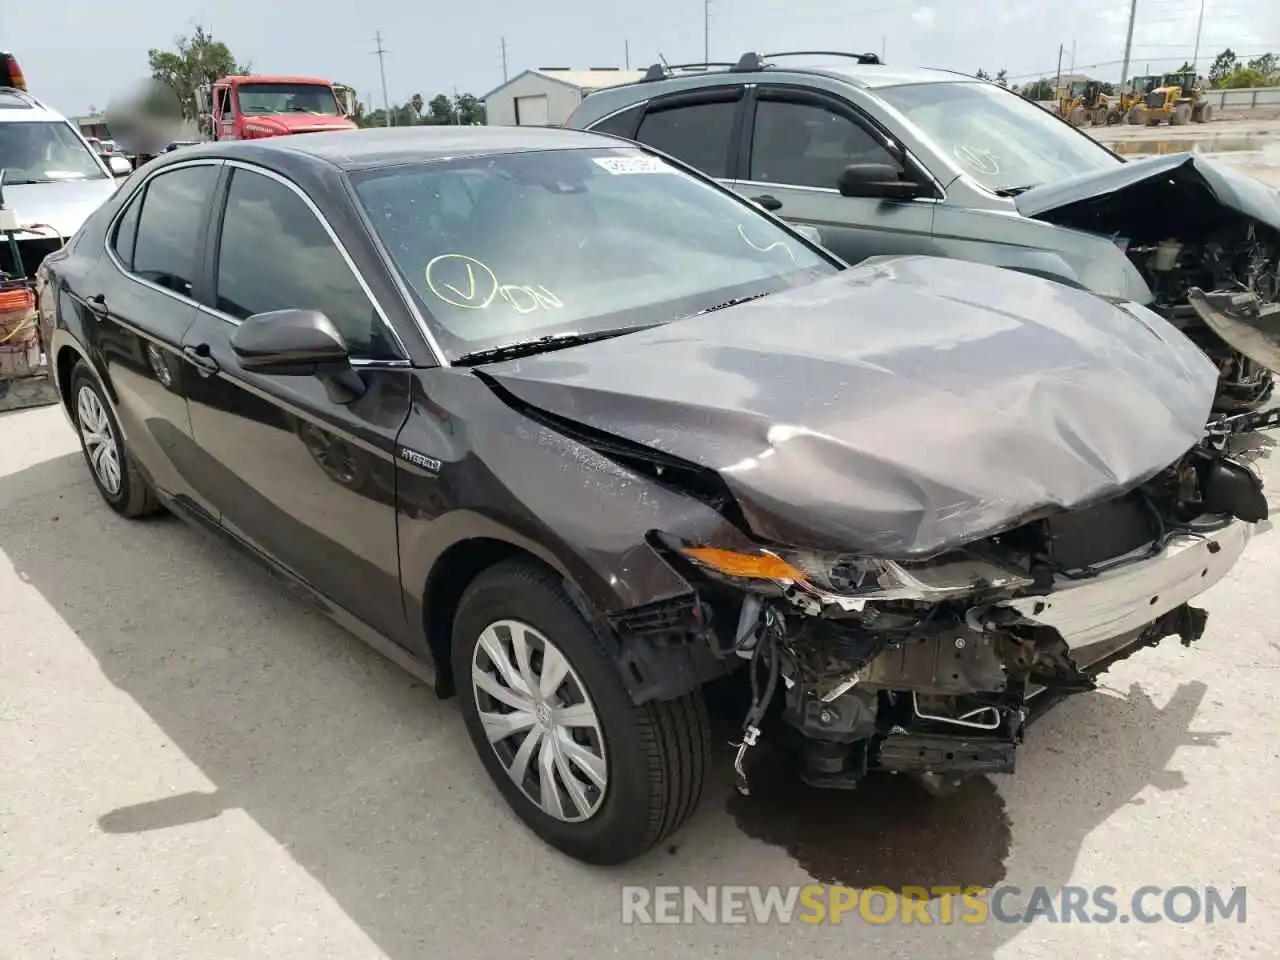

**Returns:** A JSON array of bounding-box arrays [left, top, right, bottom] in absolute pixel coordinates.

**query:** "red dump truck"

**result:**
[[195, 75, 358, 141]]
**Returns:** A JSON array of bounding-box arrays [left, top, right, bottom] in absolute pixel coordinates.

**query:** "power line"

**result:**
[[1006, 49, 1277, 82], [372, 31, 391, 127]]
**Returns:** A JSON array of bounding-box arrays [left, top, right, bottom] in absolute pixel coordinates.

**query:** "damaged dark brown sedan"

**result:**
[[38, 126, 1267, 866]]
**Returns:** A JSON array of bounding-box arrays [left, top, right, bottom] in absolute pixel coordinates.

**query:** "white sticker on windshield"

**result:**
[[592, 155, 671, 175]]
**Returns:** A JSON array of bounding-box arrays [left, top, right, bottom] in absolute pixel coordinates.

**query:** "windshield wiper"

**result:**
[[453, 325, 659, 366], [993, 184, 1039, 197]]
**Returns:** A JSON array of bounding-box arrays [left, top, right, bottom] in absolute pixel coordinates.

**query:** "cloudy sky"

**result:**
[[5, 0, 1278, 117]]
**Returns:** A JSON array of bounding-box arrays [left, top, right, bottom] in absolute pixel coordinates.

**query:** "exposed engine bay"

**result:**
[[1129, 227, 1279, 410], [620, 441, 1266, 795], [1020, 153, 1280, 412]]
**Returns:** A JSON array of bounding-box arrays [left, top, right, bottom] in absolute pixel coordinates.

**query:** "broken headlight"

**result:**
[[674, 542, 1033, 605]]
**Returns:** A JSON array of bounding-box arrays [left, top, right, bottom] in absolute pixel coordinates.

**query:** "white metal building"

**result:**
[[481, 67, 645, 126]]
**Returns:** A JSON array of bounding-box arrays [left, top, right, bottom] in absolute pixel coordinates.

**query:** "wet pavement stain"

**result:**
[[1108, 134, 1279, 166], [726, 744, 1011, 897]]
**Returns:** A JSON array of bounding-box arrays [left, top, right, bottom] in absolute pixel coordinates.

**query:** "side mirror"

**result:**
[[837, 163, 924, 201], [230, 309, 366, 401], [194, 86, 211, 115], [107, 155, 132, 177], [340, 89, 357, 117]]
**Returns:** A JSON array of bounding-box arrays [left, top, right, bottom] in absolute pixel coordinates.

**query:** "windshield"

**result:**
[[0, 120, 107, 183], [236, 83, 340, 116], [876, 81, 1122, 193], [350, 147, 837, 360]]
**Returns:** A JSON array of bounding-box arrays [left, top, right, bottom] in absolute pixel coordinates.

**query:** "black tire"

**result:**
[[452, 559, 711, 865], [69, 362, 162, 519]]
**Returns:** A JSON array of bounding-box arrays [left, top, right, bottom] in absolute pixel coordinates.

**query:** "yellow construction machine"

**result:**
[[1129, 70, 1213, 126], [1057, 80, 1112, 126]]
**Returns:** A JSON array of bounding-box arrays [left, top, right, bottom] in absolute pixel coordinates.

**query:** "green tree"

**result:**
[[1246, 53, 1276, 79], [975, 68, 991, 80], [994, 68, 1008, 88], [410, 93, 424, 119], [1208, 48, 1237, 87], [1222, 66, 1266, 88], [427, 93, 455, 124], [1020, 78, 1055, 100], [453, 93, 485, 125], [147, 25, 250, 119]]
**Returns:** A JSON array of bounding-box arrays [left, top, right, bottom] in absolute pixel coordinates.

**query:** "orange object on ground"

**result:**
[[0, 285, 39, 378]]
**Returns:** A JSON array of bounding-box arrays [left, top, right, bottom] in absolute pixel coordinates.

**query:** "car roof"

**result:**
[[0, 86, 69, 122], [172, 125, 628, 172], [804, 64, 975, 89]]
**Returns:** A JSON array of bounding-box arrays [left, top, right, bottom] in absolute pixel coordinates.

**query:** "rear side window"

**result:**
[[586, 103, 642, 139], [111, 193, 142, 268], [634, 100, 736, 178], [131, 165, 218, 296]]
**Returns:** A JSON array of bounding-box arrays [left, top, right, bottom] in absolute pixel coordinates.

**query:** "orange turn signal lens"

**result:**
[[679, 546, 805, 581]]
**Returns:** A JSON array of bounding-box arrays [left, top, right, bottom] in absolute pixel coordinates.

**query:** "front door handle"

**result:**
[[182, 343, 219, 376], [86, 293, 108, 318], [751, 194, 783, 212]]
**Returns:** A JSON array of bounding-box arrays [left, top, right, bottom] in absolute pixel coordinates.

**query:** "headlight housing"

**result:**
[[674, 541, 1032, 608]]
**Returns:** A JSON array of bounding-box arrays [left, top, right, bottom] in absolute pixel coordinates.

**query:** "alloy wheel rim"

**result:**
[[470, 619, 608, 822], [76, 385, 122, 496]]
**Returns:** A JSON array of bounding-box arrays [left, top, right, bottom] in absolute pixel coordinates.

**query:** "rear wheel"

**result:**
[[70, 362, 162, 519], [452, 560, 711, 865], [1200, 103, 1213, 123], [1172, 103, 1191, 126], [1127, 105, 1145, 124]]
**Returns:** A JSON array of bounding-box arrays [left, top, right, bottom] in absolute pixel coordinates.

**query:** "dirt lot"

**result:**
[[1088, 115, 1280, 187]]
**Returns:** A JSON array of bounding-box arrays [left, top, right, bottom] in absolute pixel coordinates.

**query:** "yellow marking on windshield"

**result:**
[[425, 254, 498, 309]]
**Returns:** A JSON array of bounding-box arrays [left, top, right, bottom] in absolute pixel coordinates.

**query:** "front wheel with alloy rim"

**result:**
[[453, 560, 711, 865], [70, 362, 162, 519]]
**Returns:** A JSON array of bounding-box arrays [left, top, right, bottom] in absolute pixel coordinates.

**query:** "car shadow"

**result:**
[[0, 451, 1229, 959]]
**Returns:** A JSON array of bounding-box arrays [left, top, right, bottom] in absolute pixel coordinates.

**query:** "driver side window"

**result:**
[[749, 98, 898, 190], [213, 168, 400, 361]]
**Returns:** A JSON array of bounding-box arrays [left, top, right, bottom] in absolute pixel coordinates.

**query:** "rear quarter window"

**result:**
[[585, 103, 643, 139]]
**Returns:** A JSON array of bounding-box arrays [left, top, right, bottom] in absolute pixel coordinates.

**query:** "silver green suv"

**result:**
[[565, 51, 1280, 411]]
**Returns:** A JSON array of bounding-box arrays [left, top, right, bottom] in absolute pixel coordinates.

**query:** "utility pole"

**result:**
[[1191, 0, 1206, 76], [625, 39, 630, 69], [881, 36, 886, 61], [1054, 43, 1064, 98], [704, 0, 711, 63], [500, 36, 508, 83], [1120, 0, 1139, 89], [372, 31, 391, 127], [1069, 38, 1076, 77]]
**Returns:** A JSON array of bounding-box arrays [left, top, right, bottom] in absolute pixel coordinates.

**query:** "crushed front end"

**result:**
[[641, 442, 1265, 795]]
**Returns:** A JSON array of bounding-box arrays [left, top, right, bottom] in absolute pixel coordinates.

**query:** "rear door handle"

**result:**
[[751, 194, 783, 212], [182, 343, 219, 376]]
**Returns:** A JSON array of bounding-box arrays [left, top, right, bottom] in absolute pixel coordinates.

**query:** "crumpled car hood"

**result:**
[[1014, 152, 1280, 232], [485, 256, 1220, 558]]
